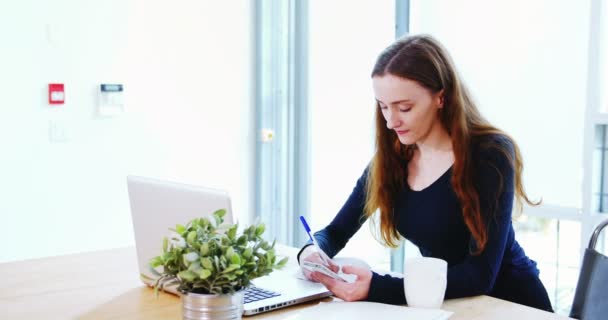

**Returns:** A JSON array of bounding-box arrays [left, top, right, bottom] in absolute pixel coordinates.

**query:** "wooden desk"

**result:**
[[0, 246, 572, 320]]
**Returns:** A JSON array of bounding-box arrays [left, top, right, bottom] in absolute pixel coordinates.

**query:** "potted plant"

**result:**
[[149, 209, 288, 320]]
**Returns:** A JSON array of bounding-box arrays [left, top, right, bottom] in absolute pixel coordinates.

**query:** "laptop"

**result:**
[[126, 176, 331, 316]]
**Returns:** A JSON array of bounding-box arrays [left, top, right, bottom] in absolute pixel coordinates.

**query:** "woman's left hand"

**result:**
[[311, 265, 372, 302]]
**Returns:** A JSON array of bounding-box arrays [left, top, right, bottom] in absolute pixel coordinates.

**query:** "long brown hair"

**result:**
[[365, 34, 539, 254]]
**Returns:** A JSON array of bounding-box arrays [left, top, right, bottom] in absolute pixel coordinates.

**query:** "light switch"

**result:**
[[49, 120, 69, 143], [98, 83, 124, 116]]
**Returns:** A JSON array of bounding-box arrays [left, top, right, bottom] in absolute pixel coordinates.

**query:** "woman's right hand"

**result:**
[[299, 246, 340, 282]]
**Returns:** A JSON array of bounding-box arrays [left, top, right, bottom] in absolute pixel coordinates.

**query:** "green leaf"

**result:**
[[255, 224, 266, 236], [237, 235, 248, 246], [222, 264, 240, 273], [201, 257, 213, 270], [261, 241, 271, 251], [162, 237, 168, 253], [176, 224, 186, 234], [186, 231, 196, 245], [277, 257, 288, 267], [227, 225, 237, 240], [160, 255, 169, 268], [199, 269, 212, 280], [178, 270, 197, 282], [243, 247, 253, 259], [188, 261, 202, 272], [213, 211, 223, 227], [214, 256, 220, 271], [266, 249, 275, 260], [220, 256, 228, 269], [231, 253, 241, 265], [170, 236, 186, 249], [250, 226, 258, 239], [226, 246, 235, 259], [200, 242, 209, 256], [183, 252, 199, 263], [214, 209, 226, 219], [150, 256, 163, 268]]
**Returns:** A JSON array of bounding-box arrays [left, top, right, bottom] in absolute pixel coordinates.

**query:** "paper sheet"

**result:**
[[296, 256, 371, 281], [284, 301, 453, 320]]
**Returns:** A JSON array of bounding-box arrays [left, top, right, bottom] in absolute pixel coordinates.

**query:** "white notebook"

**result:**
[[285, 301, 453, 320]]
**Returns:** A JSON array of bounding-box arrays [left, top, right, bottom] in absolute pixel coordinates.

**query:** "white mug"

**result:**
[[403, 257, 447, 308]]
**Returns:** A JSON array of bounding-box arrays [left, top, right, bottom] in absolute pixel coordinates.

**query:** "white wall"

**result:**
[[0, 0, 253, 262]]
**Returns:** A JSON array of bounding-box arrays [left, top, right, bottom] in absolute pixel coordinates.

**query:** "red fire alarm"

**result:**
[[48, 83, 65, 105]]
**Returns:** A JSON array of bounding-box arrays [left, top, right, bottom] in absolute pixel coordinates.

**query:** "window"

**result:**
[[600, 0, 608, 113], [513, 217, 581, 314], [308, 0, 395, 270], [409, 0, 594, 314], [593, 125, 608, 211], [410, 0, 588, 208]]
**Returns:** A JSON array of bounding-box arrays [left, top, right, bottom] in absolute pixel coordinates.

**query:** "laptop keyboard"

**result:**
[[243, 286, 281, 304]]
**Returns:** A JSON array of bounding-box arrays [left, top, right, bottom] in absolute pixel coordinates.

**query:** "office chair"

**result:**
[[569, 218, 608, 320]]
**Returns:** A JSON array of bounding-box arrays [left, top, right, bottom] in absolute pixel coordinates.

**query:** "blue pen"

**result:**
[[299, 215, 332, 266]]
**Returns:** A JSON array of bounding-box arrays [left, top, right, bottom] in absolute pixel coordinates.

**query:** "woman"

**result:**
[[298, 34, 553, 312]]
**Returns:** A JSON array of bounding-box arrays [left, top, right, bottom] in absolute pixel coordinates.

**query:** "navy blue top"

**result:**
[[299, 135, 552, 311]]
